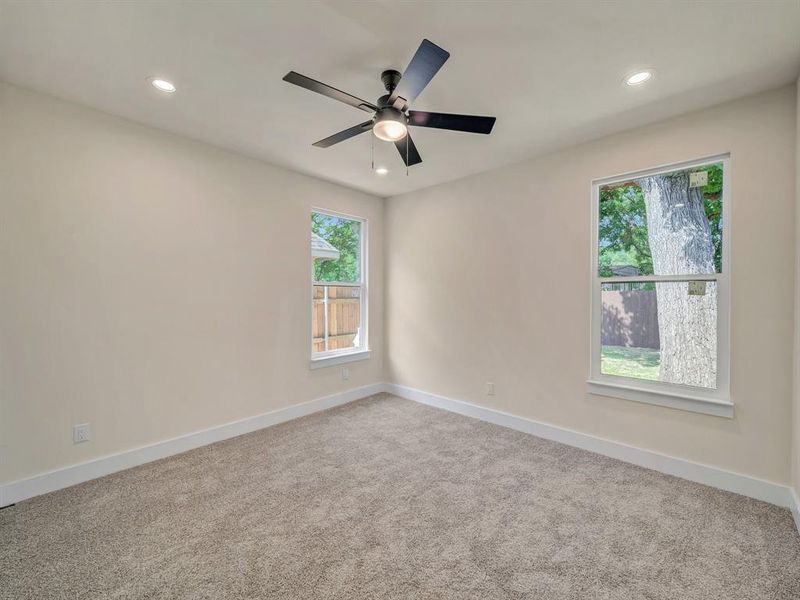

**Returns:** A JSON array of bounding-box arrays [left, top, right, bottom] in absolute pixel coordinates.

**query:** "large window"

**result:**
[[589, 156, 731, 416], [310, 209, 368, 365]]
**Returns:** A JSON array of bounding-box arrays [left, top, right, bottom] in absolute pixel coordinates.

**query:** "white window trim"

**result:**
[[310, 208, 369, 369], [588, 154, 732, 418], [309, 349, 371, 370]]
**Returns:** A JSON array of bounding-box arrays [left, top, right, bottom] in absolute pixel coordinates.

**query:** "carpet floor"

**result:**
[[2, 393, 799, 599]]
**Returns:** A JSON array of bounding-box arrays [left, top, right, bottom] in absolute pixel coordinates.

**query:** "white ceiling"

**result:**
[[1, 1, 799, 197]]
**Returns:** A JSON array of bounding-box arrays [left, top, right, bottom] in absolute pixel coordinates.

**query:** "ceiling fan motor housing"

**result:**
[[376, 94, 393, 109]]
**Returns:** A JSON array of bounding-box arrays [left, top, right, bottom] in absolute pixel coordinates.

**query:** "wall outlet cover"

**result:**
[[73, 423, 91, 444]]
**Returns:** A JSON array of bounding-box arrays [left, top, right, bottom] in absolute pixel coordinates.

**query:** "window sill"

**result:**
[[310, 349, 371, 370], [586, 378, 733, 418]]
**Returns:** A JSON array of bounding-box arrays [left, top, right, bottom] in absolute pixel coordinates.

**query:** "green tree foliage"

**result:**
[[312, 213, 361, 282], [702, 164, 723, 272], [598, 185, 652, 277], [598, 163, 723, 277]]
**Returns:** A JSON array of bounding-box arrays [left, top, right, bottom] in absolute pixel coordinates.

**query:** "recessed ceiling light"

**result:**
[[625, 70, 653, 86], [374, 167, 389, 176], [148, 77, 176, 93]]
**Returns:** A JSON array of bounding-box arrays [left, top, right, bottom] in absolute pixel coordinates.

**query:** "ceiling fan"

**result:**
[[282, 39, 496, 168]]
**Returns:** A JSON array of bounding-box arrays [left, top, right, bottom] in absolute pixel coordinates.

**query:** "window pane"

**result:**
[[598, 163, 723, 277], [601, 281, 717, 389], [312, 212, 361, 283], [312, 285, 362, 353]]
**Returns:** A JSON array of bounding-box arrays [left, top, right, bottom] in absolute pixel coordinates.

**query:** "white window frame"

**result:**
[[309, 208, 370, 369], [587, 154, 732, 418]]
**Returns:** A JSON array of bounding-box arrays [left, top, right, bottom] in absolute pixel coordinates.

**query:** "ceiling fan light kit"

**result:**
[[372, 106, 408, 142], [282, 39, 496, 171]]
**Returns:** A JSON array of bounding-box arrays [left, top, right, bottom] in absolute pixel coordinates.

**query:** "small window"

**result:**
[[311, 210, 367, 362], [589, 156, 730, 416]]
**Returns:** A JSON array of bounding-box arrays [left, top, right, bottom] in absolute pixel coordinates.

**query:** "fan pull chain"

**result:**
[[371, 133, 374, 171], [406, 137, 409, 176]]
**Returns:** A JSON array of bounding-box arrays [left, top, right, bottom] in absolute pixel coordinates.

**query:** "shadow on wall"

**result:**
[[602, 290, 659, 349]]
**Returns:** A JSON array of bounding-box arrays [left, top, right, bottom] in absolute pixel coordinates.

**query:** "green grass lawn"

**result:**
[[601, 345, 660, 381]]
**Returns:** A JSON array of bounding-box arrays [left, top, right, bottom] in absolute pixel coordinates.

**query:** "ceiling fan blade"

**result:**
[[312, 121, 374, 148], [408, 111, 496, 134], [388, 39, 450, 111], [394, 134, 422, 167], [283, 71, 377, 113]]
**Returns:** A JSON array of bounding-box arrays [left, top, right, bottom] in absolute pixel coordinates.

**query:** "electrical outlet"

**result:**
[[341, 367, 350, 381], [485, 382, 495, 396], [73, 423, 90, 444]]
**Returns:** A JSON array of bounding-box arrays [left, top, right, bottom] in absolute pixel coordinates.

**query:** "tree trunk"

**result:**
[[636, 171, 717, 388]]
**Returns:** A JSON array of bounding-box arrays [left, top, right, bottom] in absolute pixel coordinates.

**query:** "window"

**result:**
[[588, 156, 731, 417], [310, 209, 368, 367]]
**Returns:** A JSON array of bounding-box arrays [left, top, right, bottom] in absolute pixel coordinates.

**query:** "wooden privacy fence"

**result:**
[[313, 285, 361, 352], [601, 290, 660, 349]]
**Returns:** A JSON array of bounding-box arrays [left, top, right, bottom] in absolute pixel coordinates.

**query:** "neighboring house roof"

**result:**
[[311, 232, 340, 261], [610, 265, 641, 276]]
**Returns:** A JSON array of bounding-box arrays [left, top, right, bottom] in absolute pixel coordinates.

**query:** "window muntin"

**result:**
[[311, 211, 366, 358], [591, 157, 729, 405]]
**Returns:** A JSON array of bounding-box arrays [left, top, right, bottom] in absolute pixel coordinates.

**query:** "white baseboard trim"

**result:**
[[0, 383, 384, 507], [4, 381, 798, 537], [790, 488, 800, 534], [386, 383, 795, 512]]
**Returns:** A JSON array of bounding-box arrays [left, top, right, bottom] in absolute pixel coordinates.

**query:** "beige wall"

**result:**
[[0, 83, 384, 484], [794, 76, 800, 498], [2, 80, 797, 491], [386, 85, 797, 485]]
